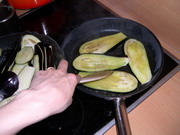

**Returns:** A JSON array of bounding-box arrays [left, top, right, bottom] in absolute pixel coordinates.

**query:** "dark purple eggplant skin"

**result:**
[[0, 44, 20, 74], [0, 48, 14, 73], [0, 71, 19, 101], [35, 43, 44, 70], [35, 42, 55, 70], [0, 56, 6, 64], [45, 44, 55, 68]]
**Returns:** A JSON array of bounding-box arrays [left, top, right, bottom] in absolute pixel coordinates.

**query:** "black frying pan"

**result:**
[[61, 17, 164, 135]]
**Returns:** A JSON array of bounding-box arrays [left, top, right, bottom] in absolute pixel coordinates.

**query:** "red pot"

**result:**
[[7, 0, 52, 9]]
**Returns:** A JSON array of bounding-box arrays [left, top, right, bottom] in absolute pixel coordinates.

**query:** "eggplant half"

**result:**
[[73, 54, 129, 72], [124, 39, 152, 84], [79, 32, 127, 54], [79, 71, 138, 93]]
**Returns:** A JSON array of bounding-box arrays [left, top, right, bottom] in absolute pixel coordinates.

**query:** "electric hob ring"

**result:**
[[17, 95, 84, 135]]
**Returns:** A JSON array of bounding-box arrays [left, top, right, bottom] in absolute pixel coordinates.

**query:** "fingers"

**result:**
[[47, 67, 55, 70], [57, 59, 68, 73], [57, 60, 80, 85]]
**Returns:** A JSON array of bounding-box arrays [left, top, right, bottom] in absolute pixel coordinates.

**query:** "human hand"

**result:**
[[0, 60, 80, 135], [21, 59, 80, 115]]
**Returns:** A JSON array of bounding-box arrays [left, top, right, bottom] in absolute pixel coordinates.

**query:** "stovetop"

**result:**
[[8, 0, 179, 135]]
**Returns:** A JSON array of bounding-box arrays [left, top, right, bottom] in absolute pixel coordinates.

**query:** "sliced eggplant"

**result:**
[[35, 43, 46, 70], [7, 61, 15, 71], [12, 64, 27, 75], [0, 46, 19, 74], [79, 32, 127, 54], [42, 44, 56, 69], [124, 39, 152, 84], [32, 55, 40, 72], [44, 45, 48, 69], [79, 71, 138, 93], [21, 34, 41, 50], [35, 43, 55, 70], [73, 54, 129, 72], [35, 43, 44, 70], [16, 66, 35, 93], [15, 47, 34, 64], [45, 45, 55, 68]]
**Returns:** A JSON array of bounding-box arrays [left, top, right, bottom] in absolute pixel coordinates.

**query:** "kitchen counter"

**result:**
[[95, 0, 180, 135], [15, 0, 180, 135]]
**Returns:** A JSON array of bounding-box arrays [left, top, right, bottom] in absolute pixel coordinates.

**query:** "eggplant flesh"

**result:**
[[21, 34, 41, 49], [124, 39, 152, 84], [79, 32, 127, 54], [16, 66, 35, 93], [73, 54, 129, 72], [15, 47, 34, 64], [79, 71, 138, 93], [0, 71, 19, 101], [12, 64, 27, 75]]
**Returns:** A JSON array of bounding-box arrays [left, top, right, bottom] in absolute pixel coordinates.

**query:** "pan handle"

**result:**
[[113, 98, 132, 135]]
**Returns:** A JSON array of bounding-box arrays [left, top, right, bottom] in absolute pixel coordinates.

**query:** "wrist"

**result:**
[[0, 90, 51, 135], [15, 90, 52, 121]]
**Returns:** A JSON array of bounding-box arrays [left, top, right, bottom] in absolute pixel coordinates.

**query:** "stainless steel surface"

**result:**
[[79, 71, 113, 83], [114, 98, 132, 135]]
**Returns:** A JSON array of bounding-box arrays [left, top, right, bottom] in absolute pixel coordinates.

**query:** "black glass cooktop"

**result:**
[[10, 0, 179, 134]]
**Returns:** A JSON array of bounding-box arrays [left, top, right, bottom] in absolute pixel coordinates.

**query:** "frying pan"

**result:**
[[61, 17, 164, 135], [0, 31, 64, 68], [0, 31, 64, 106]]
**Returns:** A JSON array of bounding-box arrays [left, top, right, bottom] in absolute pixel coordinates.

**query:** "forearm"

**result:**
[[0, 60, 79, 135], [0, 91, 50, 135]]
